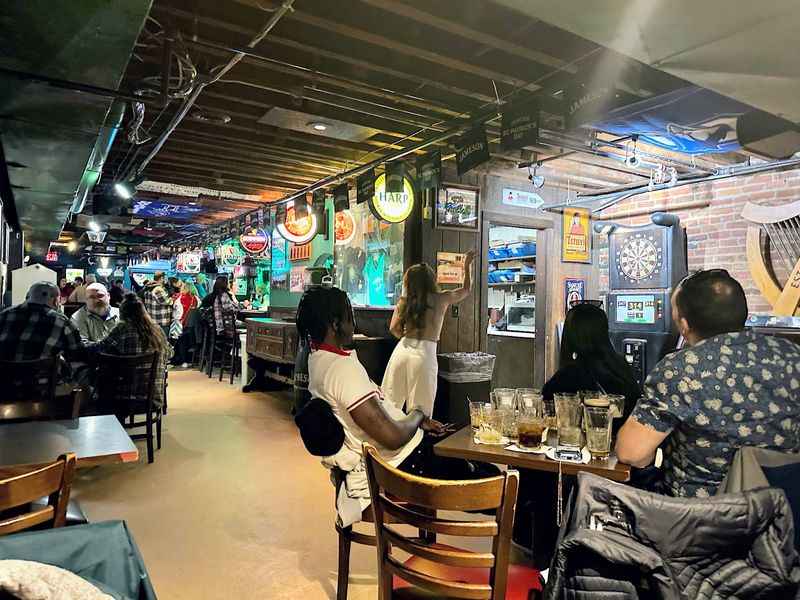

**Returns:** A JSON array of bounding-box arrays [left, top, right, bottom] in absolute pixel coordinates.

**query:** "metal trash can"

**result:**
[[434, 352, 496, 428]]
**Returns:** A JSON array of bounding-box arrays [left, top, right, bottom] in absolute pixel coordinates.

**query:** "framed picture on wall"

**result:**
[[436, 185, 480, 232], [562, 207, 592, 263]]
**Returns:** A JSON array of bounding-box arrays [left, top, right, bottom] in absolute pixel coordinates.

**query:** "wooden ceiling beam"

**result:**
[[146, 156, 315, 189], [153, 151, 324, 185], [285, 9, 541, 91], [143, 170, 284, 197], [167, 130, 349, 169], [358, 0, 575, 72], [152, 5, 497, 105], [160, 139, 341, 176]]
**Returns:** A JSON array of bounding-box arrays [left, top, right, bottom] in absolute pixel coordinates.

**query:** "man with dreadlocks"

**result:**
[[297, 285, 493, 482]]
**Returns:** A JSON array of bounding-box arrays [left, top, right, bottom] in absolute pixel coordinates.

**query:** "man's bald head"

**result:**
[[673, 270, 748, 343]]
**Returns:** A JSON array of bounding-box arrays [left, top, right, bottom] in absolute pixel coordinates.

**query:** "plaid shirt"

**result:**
[[142, 284, 172, 326], [0, 302, 84, 361], [213, 293, 239, 336], [99, 322, 171, 405]]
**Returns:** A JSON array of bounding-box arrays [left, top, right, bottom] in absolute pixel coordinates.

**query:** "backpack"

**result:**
[[294, 398, 345, 457]]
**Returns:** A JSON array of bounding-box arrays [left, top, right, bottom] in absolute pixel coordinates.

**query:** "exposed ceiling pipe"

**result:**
[[542, 155, 800, 213], [126, 0, 296, 181]]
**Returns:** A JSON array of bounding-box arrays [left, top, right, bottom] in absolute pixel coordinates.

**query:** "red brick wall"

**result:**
[[593, 167, 800, 314]]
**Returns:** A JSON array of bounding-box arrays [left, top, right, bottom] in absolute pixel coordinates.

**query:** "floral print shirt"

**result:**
[[632, 330, 800, 498]]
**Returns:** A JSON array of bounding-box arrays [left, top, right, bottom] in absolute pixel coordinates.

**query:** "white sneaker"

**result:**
[[181, 363, 190, 368]]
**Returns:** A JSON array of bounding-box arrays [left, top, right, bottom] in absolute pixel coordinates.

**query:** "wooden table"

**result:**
[[0, 415, 139, 468], [434, 426, 631, 482]]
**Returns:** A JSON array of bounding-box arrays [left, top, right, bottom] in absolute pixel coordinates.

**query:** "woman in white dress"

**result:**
[[382, 251, 475, 416]]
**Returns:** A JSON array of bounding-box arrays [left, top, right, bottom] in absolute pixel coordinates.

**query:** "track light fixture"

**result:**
[[528, 162, 545, 189], [113, 173, 146, 199]]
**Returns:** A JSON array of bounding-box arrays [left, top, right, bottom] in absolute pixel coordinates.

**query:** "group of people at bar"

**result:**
[[296, 258, 800, 568]]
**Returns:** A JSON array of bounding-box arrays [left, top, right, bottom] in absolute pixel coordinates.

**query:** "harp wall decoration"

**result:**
[[742, 200, 800, 316]]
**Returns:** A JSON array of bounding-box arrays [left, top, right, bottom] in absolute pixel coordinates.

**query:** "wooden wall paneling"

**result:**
[[457, 229, 480, 353], [438, 228, 461, 353]]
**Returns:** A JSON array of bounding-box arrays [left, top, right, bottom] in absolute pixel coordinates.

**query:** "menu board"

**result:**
[[615, 294, 657, 324]]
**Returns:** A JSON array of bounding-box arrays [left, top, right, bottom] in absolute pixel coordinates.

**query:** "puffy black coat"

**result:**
[[545, 472, 800, 600]]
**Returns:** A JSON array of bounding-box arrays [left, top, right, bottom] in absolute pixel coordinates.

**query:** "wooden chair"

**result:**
[[333, 468, 436, 600], [0, 358, 85, 422], [95, 352, 162, 464], [0, 453, 77, 536], [363, 443, 543, 600]]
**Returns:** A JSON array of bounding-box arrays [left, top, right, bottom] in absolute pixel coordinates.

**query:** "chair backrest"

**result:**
[[95, 352, 159, 414], [363, 443, 519, 600], [0, 453, 77, 536], [0, 358, 58, 404], [0, 389, 83, 423]]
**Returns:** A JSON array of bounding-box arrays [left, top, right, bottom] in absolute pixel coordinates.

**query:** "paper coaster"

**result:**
[[473, 435, 510, 446], [505, 443, 551, 455]]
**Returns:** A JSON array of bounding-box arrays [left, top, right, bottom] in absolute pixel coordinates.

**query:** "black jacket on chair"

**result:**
[[545, 472, 800, 600]]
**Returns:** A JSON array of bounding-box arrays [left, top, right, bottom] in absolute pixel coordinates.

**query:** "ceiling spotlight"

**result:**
[[67, 241, 77, 252], [89, 221, 100, 232], [528, 163, 545, 189], [114, 181, 135, 199], [308, 121, 329, 132]]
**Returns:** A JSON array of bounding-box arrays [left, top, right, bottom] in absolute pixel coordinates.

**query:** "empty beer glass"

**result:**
[[469, 400, 484, 433], [584, 405, 613, 460], [491, 388, 517, 411], [555, 393, 583, 449], [477, 404, 505, 444]]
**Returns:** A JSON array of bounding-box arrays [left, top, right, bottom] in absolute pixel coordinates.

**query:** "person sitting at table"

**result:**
[[297, 285, 492, 481], [109, 279, 125, 307], [543, 302, 640, 420], [67, 276, 87, 304], [518, 302, 641, 568], [94, 293, 171, 409], [70, 283, 120, 343], [616, 269, 800, 498], [382, 251, 475, 417], [0, 281, 85, 363]]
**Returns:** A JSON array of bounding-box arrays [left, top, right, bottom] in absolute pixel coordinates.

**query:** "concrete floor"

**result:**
[[73, 369, 381, 600]]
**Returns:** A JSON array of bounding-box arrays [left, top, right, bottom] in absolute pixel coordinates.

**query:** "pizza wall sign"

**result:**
[[277, 202, 319, 245], [334, 210, 356, 246]]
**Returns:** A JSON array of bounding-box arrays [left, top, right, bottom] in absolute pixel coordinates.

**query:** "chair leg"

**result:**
[[218, 342, 226, 382], [146, 410, 154, 464], [337, 527, 352, 600], [156, 410, 162, 450], [230, 341, 237, 385]]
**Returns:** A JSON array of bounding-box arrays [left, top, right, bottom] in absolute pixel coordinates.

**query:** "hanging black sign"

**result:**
[[295, 193, 310, 219], [257, 208, 264, 228], [312, 188, 326, 214], [501, 101, 540, 150], [334, 184, 350, 212], [456, 126, 490, 176], [276, 204, 286, 225], [564, 81, 639, 130], [357, 169, 375, 204], [416, 150, 441, 190], [386, 161, 405, 193]]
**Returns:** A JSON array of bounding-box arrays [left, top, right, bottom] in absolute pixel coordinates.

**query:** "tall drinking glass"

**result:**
[[555, 393, 583, 449], [584, 405, 613, 460], [469, 400, 484, 433], [492, 388, 517, 411]]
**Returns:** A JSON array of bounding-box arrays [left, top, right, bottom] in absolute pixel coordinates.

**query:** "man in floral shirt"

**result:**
[[616, 269, 800, 498]]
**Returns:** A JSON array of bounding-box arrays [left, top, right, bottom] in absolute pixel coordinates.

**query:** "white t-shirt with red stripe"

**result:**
[[308, 343, 423, 465]]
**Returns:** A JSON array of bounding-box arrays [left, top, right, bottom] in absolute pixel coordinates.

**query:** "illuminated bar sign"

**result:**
[[370, 173, 414, 224], [277, 201, 319, 245], [239, 228, 270, 255]]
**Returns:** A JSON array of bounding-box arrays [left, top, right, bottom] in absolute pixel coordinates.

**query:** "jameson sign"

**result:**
[[386, 161, 405, 194], [416, 150, 441, 190], [565, 81, 639, 130], [501, 101, 539, 150], [357, 169, 375, 204], [334, 183, 350, 212], [456, 126, 490, 176], [312, 189, 326, 214]]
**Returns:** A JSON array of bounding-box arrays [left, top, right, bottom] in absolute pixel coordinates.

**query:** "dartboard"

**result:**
[[616, 233, 662, 282]]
